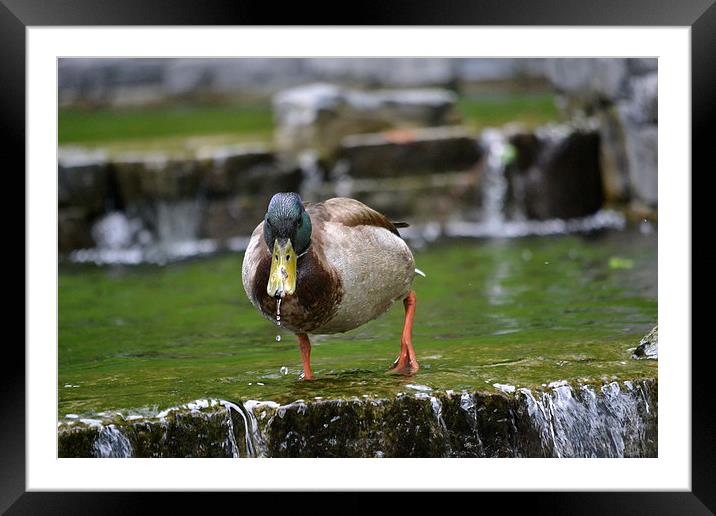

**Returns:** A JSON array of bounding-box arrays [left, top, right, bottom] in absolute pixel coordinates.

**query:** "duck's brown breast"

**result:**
[[251, 248, 343, 334]]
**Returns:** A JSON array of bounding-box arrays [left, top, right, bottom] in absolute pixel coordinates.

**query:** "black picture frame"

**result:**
[[6, 0, 711, 512]]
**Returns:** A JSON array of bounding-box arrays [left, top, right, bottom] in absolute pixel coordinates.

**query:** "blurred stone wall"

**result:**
[[57, 59, 658, 256], [57, 145, 302, 253], [544, 58, 658, 212], [58, 58, 548, 107]]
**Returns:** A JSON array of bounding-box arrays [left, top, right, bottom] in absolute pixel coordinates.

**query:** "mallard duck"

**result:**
[[241, 192, 419, 380]]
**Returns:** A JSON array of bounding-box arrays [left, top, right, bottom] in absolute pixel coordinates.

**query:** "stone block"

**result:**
[[506, 125, 604, 220], [624, 124, 658, 206], [336, 126, 483, 179], [58, 149, 110, 212], [58, 207, 95, 253]]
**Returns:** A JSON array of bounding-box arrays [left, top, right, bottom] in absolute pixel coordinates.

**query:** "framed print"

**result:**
[[7, 0, 711, 512]]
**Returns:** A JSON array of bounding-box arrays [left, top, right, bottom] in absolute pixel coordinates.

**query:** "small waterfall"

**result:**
[[222, 407, 241, 458], [480, 128, 511, 232], [154, 200, 203, 246], [221, 400, 256, 457], [60, 382, 656, 458], [518, 388, 556, 455], [93, 425, 133, 458], [458, 391, 485, 452], [297, 150, 324, 201], [221, 400, 272, 458], [144, 199, 216, 263], [429, 395, 453, 457], [517, 381, 653, 458], [542, 383, 608, 457], [71, 198, 217, 265], [441, 127, 625, 240]]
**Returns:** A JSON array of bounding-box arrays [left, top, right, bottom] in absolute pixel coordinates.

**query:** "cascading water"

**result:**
[[221, 400, 274, 458], [93, 425, 133, 458], [428, 395, 453, 457], [222, 405, 242, 458], [444, 128, 626, 239], [297, 150, 324, 201], [480, 128, 511, 232], [515, 381, 655, 458], [70, 198, 217, 265], [221, 400, 258, 457], [62, 379, 656, 458], [154, 199, 204, 250]]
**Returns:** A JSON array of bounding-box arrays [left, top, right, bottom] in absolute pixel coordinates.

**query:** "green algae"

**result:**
[[58, 229, 656, 418]]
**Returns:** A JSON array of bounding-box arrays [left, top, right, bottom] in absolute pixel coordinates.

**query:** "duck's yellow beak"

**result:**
[[267, 238, 297, 298]]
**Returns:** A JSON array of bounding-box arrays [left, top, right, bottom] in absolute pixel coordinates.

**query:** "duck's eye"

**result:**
[[286, 254, 291, 261], [275, 255, 278, 261]]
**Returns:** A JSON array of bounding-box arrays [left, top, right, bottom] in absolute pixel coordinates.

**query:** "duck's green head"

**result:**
[[263, 192, 312, 298]]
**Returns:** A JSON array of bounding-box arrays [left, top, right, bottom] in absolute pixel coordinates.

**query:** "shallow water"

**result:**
[[58, 229, 657, 419]]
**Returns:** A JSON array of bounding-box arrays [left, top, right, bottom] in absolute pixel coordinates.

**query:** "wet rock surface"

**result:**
[[633, 326, 658, 360], [58, 378, 657, 458]]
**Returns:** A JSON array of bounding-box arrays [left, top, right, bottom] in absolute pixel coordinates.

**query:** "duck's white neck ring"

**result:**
[[297, 242, 311, 259]]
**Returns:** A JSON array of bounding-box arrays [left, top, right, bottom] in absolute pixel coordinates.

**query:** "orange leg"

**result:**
[[387, 290, 419, 375], [297, 333, 315, 380]]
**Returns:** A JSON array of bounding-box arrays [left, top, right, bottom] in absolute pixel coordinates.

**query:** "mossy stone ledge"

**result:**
[[58, 378, 657, 458]]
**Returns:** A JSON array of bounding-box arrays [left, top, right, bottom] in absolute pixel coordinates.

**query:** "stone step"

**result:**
[[336, 126, 483, 179], [58, 378, 657, 458]]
